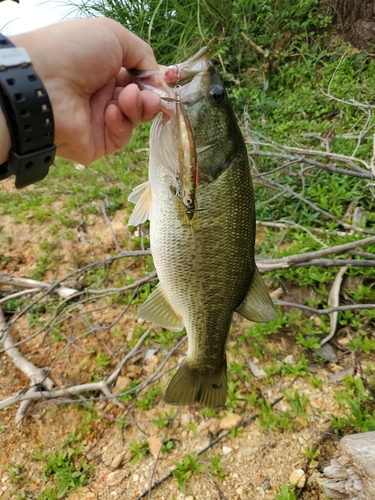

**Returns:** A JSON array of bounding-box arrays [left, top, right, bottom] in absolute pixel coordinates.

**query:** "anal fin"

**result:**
[[236, 266, 277, 322], [139, 285, 184, 332]]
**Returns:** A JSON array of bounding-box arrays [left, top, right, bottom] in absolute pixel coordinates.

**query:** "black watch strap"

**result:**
[[0, 33, 56, 188]]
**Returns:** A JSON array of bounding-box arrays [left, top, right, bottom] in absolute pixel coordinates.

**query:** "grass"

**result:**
[[34, 432, 92, 498], [172, 453, 206, 493]]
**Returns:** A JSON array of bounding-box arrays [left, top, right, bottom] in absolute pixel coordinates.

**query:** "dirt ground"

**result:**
[[0, 176, 370, 500]]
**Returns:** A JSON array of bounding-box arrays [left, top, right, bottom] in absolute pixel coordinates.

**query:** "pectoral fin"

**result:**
[[139, 285, 184, 332], [128, 181, 152, 226], [236, 266, 276, 322]]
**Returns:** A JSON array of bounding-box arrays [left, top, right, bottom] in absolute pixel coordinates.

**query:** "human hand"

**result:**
[[8, 18, 160, 165]]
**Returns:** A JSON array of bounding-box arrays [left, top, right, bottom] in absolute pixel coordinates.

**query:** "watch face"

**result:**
[[0, 47, 31, 69]]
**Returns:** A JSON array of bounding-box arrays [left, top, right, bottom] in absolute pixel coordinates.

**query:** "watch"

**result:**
[[0, 33, 56, 189]]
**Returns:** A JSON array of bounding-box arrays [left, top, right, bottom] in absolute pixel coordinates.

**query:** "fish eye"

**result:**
[[208, 85, 225, 106]]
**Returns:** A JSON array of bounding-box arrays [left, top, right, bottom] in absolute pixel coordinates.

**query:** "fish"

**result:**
[[128, 47, 276, 408]]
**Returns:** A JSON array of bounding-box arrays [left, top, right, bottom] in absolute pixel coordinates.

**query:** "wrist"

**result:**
[[0, 33, 56, 188], [0, 105, 11, 164]]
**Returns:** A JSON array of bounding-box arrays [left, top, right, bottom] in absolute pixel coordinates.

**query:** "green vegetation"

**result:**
[[210, 455, 226, 480], [136, 381, 163, 410], [274, 483, 297, 500], [302, 447, 320, 467], [34, 433, 92, 498], [172, 453, 206, 493], [129, 440, 150, 464], [332, 376, 375, 433]]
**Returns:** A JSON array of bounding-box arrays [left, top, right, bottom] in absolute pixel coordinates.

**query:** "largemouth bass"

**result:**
[[129, 47, 276, 408]]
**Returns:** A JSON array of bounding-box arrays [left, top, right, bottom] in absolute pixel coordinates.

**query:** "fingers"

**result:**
[[105, 84, 160, 151], [102, 18, 159, 71]]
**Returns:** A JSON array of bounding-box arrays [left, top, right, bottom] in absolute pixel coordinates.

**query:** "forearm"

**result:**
[[0, 106, 11, 165]]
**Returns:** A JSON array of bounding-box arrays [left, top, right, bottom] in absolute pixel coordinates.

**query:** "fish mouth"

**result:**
[[129, 47, 210, 112]]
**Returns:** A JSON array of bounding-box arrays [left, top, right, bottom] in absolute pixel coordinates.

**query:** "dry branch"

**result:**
[[0, 328, 151, 413], [256, 235, 375, 270], [0, 274, 77, 299], [0, 307, 54, 423], [320, 265, 349, 346]]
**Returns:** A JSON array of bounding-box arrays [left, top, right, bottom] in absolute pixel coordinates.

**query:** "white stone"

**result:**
[[219, 413, 241, 430], [289, 468, 306, 488], [180, 413, 191, 427], [222, 446, 232, 455], [283, 354, 295, 365]]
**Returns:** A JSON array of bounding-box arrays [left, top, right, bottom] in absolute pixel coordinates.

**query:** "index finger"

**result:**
[[103, 18, 159, 71]]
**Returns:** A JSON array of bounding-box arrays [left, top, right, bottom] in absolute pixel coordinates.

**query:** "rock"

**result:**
[[289, 469, 306, 488], [143, 354, 159, 376], [208, 419, 220, 434], [112, 376, 131, 395], [283, 354, 295, 365], [328, 367, 354, 384], [148, 436, 162, 458], [337, 337, 350, 346], [313, 344, 338, 363], [219, 413, 241, 430], [196, 420, 208, 433], [180, 413, 191, 427], [67, 490, 96, 499], [270, 287, 283, 299], [109, 451, 127, 470], [222, 446, 232, 455], [249, 360, 267, 378], [245, 447, 257, 461], [106, 471, 128, 487]]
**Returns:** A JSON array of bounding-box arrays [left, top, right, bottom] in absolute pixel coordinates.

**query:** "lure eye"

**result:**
[[208, 85, 225, 106]]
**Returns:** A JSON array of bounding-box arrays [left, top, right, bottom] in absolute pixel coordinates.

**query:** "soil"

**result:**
[[0, 176, 371, 500]]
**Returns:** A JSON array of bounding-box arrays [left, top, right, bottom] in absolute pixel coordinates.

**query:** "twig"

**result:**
[[258, 235, 375, 265], [0, 327, 151, 412], [0, 307, 54, 422], [210, 479, 229, 500], [257, 220, 348, 237], [101, 204, 123, 254], [273, 301, 375, 316], [250, 150, 373, 180], [0, 288, 41, 305], [241, 31, 266, 57], [320, 265, 349, 346], [288, 258, 375, 268], [0, 274, 77, 299], [246, 129, 371, 173], [260, 177, 375, 235]]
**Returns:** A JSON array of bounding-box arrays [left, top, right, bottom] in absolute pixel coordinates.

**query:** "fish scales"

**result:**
[[128, 48, 276, 408]]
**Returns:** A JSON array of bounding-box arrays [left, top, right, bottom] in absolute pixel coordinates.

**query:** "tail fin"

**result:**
[[164, 358, 227, 409]]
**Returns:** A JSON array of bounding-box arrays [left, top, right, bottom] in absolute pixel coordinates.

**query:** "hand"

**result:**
[[5, 18, 160, 165]]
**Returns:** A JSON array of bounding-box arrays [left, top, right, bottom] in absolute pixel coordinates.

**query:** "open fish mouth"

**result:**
[[129, 47, 210, 112]]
